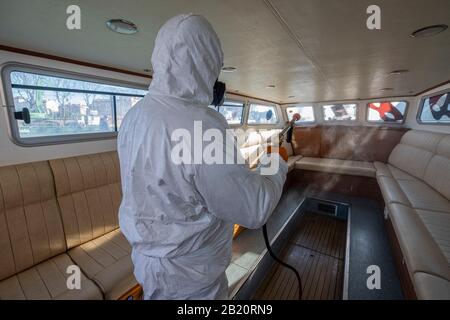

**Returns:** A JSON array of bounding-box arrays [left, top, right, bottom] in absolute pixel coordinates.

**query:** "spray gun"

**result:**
[[266, 113, 301, 161], [279, 113, 301, 146]]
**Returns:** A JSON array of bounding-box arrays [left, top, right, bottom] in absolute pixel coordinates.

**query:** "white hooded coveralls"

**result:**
[[118, 14, 287, 300]]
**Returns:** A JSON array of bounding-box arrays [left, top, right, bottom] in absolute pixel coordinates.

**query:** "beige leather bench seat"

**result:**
[[295, 157, 376, 177], [375, 166, 450, 213], [375, 130, 450, 299], [287, 155, 302, 172], [0, 161, 102, 300], [0, 254, 102, 300], [49, 152, 137, 300]]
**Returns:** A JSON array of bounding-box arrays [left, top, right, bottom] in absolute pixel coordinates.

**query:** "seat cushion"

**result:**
[[413, 272, 450, 300], [67, 229, 137, 300], [388, 203, 450, 281], [397, 179, 450, 213], [373, 161, 392, 178], [0, 254, 102, 300], [287, 155, 302, 172], [295, 157, 376, 177], [377, 171, 450, 213], [377, 176, 411, 207], [415, 209, 450, 264]]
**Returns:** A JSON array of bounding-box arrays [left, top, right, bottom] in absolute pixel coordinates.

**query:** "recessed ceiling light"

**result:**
[[266, 85, 276, 89], [106, 19, 138, 35], [389, 69, 409, 75], [222, 66, 237, 73], [143, 68, 152, 73], [380, 88, 393, 91], [410, 24, 448, 38], [288, 95, 296, 98]]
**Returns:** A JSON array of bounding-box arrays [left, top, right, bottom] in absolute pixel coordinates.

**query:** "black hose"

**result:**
[[262, 224, 302, 300]]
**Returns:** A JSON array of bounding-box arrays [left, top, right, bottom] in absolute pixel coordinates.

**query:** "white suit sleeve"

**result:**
[[193, 154, 288, 229]]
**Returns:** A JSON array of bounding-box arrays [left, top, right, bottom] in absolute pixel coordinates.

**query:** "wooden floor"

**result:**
[[253, 212, 347, 300]]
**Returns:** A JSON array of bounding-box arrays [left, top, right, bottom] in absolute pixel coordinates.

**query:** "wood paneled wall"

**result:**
[[292, 126, 408, 162]]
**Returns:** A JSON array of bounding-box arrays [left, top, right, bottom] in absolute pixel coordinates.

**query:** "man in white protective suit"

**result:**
[[117, 13, 288, 300]]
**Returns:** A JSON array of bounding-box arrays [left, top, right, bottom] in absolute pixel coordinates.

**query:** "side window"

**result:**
[[4, 67, 147, 145], [116, 96, 144, 128], [322, 104, 357, 122], [286, 106, 315, 124], [248, 104, 278, 124], [418, 91, 450, 124], [367, 101, 407, 123], [217, 101, 244, 125]]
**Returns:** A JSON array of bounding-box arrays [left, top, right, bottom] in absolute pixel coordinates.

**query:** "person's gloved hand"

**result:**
[[266, 145, 289, 162]]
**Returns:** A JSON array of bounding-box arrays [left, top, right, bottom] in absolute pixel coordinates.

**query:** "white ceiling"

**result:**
[[0, 0, 449, 103]]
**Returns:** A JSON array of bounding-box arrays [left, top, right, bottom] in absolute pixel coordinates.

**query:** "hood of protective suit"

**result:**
[[148, 14, 224, 106]]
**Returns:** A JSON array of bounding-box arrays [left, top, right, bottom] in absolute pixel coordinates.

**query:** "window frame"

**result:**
[[321, 103, 359, 124], [416, 89, 450, 125], [1, 63, 147, 146], [217, 100, 245, 126], [366, 100, 409, 124], [284, 105, 316, 125], [246, 103, 280, 126]]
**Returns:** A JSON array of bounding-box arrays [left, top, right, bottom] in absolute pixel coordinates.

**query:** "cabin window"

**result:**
[[217, 101, 244, 125], [322, 104, 357, 122], [417, 91, 450, 124], [247, 104, 278, 125], [367, 101, 407, 123], [3, 65, 147, 145], [286, 106, 315, 124]]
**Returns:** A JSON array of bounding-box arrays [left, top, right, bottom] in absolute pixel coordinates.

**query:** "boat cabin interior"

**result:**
[[0, 0, 449, 301]]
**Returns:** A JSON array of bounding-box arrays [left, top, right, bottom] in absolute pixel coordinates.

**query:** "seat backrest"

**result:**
[[49, 151, 122, 249], [424, 135, 450, 200], [0, 161, 66, 281], [388, 130, 443, 180]]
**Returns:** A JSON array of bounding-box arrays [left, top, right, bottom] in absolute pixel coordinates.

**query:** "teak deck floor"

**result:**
[[254, 212, 347, 300]]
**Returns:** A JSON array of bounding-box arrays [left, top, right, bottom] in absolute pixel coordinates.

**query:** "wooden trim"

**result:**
[[0, 44, 153, 78], [414, 79, 450, 97], [385, 218, 417, 299], [233, 224, 246, 239], [117, 284, 143, 300]]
